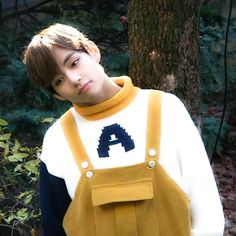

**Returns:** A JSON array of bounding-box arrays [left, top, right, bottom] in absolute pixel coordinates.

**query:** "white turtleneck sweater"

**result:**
[[40, 76, 225, 236]]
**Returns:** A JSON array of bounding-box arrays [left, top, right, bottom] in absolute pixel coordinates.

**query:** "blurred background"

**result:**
[[0, 0, 235, 235]]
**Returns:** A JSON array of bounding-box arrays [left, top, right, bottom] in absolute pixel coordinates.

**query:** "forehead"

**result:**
[[52, 47, 77, 66]]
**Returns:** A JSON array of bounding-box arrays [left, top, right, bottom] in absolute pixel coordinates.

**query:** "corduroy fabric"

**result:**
[[61, 90, 191, 236]]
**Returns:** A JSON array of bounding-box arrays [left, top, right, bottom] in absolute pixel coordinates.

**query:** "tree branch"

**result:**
[[0, 0, 55, 24]]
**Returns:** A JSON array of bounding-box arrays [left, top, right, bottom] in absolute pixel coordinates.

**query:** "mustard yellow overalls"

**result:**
[[61, 90, 191, 236]]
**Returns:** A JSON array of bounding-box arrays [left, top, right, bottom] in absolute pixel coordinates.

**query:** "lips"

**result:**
[[79, 81, 91, 95]]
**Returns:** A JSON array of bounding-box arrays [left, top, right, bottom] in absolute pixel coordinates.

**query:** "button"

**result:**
[[148, 148, 156, 157], [148, 160, 156, 168], [81, 161, 89, 169], [86, 171, 94, 178]]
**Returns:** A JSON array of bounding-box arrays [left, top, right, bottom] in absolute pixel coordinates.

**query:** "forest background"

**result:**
[[0, 0, 235, 235]]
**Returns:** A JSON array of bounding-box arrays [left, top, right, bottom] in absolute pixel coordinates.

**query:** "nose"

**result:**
[[66, 72, 81, 87]]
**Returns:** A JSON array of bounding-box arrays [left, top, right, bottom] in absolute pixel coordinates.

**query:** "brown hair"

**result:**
[[23, 23, 90, 92]]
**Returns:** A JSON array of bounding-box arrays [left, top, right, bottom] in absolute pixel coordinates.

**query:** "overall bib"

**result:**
[[61, 90, 191, 236]]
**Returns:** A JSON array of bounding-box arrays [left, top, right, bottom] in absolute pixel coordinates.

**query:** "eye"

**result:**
[[54, 76, 64, 86], [71, 58, 80, 67]]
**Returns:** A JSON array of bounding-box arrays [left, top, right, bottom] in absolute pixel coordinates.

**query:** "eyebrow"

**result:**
[[63, 52, 76, 65]]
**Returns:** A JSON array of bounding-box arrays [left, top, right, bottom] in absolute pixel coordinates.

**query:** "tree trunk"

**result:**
[[127, 0, 200, 119]]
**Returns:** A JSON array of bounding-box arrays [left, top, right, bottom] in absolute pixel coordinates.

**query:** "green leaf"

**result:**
[[0, 133, 11, 141], [23, 193, 33, 204], [14, 164, 23, 172], [0, 119, 8, 126], [3, 145, 10, 157], [23, 160, 38, 174], [0, 212, 5, 222], [41, 117, 55, 123], [7, 153, 29, 162], [0, 188, 5, 199], [17, 191, 33, 204], [19, 147, 30, 152], [16, 208, 28, 221], [18, 191, 28, 199], [32, 212, 41, 218], [5, 214, 15, 224], [12, 139, 21, 153], [0, 141, 8, 149]]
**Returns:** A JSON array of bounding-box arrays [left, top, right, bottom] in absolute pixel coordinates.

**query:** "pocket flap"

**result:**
[[92, 179, 153, 206]]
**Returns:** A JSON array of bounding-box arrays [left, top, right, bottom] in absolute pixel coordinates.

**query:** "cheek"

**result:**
[[53, 86, 64, 95], [54, 84, 70, 97]]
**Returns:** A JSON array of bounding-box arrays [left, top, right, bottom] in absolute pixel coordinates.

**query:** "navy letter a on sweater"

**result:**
[[97, 123, 135, 157]]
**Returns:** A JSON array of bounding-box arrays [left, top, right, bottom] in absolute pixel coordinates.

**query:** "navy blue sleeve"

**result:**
[[40, 161, 71, 236]]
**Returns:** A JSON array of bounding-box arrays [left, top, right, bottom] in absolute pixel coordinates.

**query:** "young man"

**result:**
[[24, 23, 225, 236]]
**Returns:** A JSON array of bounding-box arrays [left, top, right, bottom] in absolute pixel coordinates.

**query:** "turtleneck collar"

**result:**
[[73, 76, 139, 120]]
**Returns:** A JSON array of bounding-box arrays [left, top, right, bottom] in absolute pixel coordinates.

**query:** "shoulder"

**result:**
[[160, 92, 191, 120], [161, 92, 186, 108], [43, 108, 73, 142], [40, 113, 71, 177], [147, 90, 188, 116], [159, 91, 199, 148], [143, 89, 184, 105], [137, 89, 187, 118], [42, 117, 64, 146]]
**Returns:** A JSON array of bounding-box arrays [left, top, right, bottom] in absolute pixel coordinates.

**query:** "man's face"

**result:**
[[51, 46, 106, 106]]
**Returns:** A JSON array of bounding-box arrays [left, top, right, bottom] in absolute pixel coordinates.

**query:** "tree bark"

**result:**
[[128, 0, 200, 118]]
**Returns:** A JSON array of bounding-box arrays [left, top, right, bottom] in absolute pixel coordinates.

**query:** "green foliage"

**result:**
[[200, 5, 224, 27], [199, 14, 236, 156], [0, 0, 128, 145], [201, 116, 228, 158], [0, 119, 41, 235], [0, 2, 129, 234], [0, 1, 235, 234], [103, 51, 130, 76]]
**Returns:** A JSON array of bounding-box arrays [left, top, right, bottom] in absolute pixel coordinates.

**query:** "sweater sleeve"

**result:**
[[39, 161, 71, 236], [170, 95, 225, 235]]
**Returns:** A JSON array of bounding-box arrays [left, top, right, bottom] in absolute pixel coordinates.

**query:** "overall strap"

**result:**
[[61, 108, 94, 173], [145, 90, 163, 162]]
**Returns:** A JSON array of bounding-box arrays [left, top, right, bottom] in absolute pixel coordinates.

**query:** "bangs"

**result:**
[[23, 23, 90, 91], [24, 35, 59, 88]]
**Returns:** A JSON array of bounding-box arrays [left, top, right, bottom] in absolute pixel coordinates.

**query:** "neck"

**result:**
[[73, 76, 139, 120], [101, 77, 122, 102]]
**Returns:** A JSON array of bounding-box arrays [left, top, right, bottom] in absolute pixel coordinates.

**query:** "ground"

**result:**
[[212, 153, 236, 235]]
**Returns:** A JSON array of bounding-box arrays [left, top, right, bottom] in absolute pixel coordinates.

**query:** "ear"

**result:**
[[85, 41, 101, 63], [53, 93, 66, 101]]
